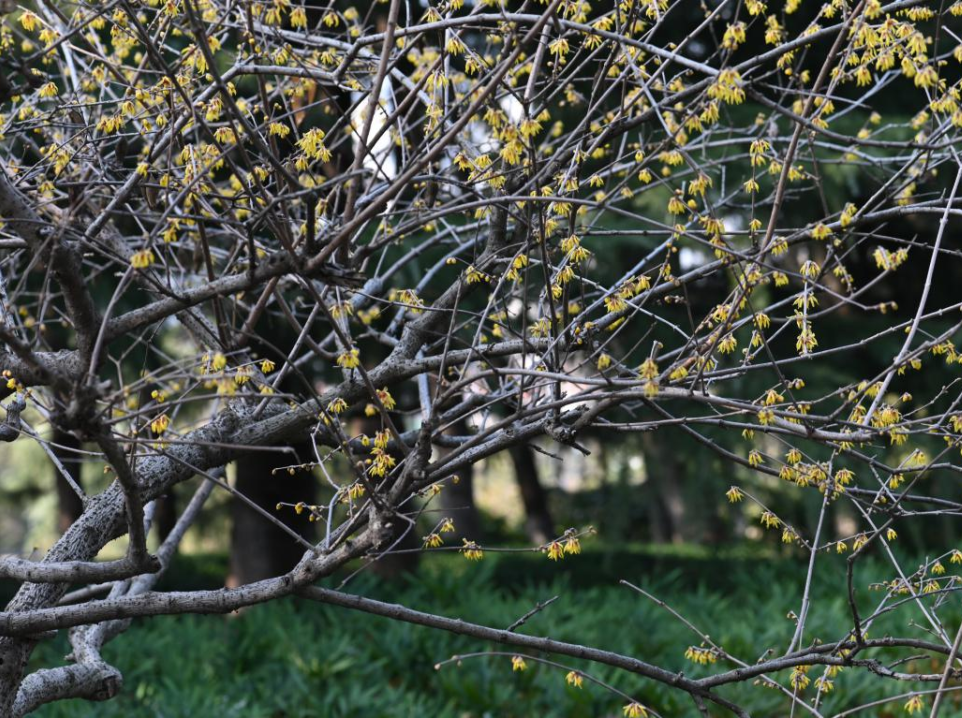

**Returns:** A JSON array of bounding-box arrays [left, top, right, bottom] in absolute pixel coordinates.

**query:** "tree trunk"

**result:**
[[354, 416, 421, 579], [509, 444, 554, 544], [641, 432, 687, 543], [435, 464, 481, 541], [228, 446, 316, 586], [151, 493, 178, 543], [435, 422, 482, 542], [51, 428, 83, 536]]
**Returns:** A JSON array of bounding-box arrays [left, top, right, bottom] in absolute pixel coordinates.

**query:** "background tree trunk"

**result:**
[[509, 444, 554, 544], [436, 420, 482, 542], [151, 494, 178, 543], [356, 416, 420, 579], [51, 428, 83, 536], [228, 446, 316, 586], [641, 433, 686, 544]]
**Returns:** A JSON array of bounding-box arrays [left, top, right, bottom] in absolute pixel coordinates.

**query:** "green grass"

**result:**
[[27, 547, 962, 717]]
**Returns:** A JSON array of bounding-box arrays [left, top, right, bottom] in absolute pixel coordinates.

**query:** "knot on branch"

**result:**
[[367, 505, 396, 548], [0, 393, 26, 442], [62, 387, 104, 436], [89, 670, 123, 702], [545, 408, 592, 455], [545, 422, 575, 445], [313, 263, 366, 290]]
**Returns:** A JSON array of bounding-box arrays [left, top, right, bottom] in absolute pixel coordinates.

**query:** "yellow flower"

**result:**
[[337, 348, 361, 369], [605, 296, 628, 314], [38, 26, 58, 47], [397, 289, 425, 314], [268, 122, 291, 138], [546, 541, 565, 561], [327, 397, 348, 415], [790, 666, 810, 691], [445, 36, 466, 55], [760, 511, 779, 529], [667, 195, 687, 215], [548, 38, 569, 58], [904, 695, 924, 714], [424, 533, 443, 548], [800, 260, 820, 279], [130, 249, 155, 269], [376, 387, 396, 411], [726, 487, 743, 503], [684, 645, 717, 664], [669, 365, 688, 382], [367, 452, 393, 478], [297, 128, 331, 162], [358, 307, 381, 325], [465, 266, 489, 284], [511, 656, 527, 672], [563, 534, 581, 555], [565, 671, 583, 688], [623, 703, 648, 718], [150, 414, 170, 435], [707, 69, 745, 105], [260, 359, 275, 373], [638, 358, 658, 380], [20, 11, 39, 31], [329, 301, 353, 320], [810, 223, 833, 241], [722, 21, 746, 49], [460, 539, 483, 561]]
